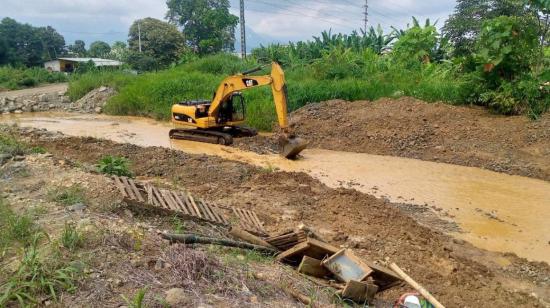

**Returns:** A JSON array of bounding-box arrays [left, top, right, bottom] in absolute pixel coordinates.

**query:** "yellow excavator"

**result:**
[[169, 62, 307, 159]]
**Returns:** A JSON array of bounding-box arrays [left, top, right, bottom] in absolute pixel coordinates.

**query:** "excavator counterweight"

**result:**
[[169, 62, 307, 159]]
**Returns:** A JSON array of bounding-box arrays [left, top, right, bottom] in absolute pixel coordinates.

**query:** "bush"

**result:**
[[67, 70, 132, 101], [97, 155, 132, 177]]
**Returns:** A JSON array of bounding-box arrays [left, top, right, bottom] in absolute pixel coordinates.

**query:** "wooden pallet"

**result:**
[[265, 229, 307, 250], [112, 176, 264, 234], [231, 206, 267, 236]]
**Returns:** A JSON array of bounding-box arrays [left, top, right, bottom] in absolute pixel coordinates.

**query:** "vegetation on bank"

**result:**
[[0, 66, 67, 91]]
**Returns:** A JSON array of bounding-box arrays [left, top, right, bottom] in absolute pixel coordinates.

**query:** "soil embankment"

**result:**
[[237, 97, 550, 181], [4, 127, 548, 307]]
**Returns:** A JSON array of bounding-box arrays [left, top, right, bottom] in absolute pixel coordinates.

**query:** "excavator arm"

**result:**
[[208, 62, 289, 131]]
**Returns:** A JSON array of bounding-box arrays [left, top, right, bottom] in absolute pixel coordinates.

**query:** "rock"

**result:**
[[165, 288, 186, 306], [94, 107, 102, 113], [69, 202, 87, 212], [12, 155, 25, 161], [49, 104, 55, 109], [0, 153, 13, 164], [434, 145, 445, 152], [38, 94, 48, 102], [99, 86, 108, 92], [14, 109, 22, 114]]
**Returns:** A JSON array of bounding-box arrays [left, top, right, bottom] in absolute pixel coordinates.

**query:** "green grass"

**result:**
[[0, 234, 79, 306], [60, 223, 83, 251], [0, 198, 38, 252], [68, 53, 470, 131], [48, 185, 86, 206], [0, 66, 67, 91], [0, 133, 28, 157], [121, 288, 147, 308], [67, 70, 133, 101]]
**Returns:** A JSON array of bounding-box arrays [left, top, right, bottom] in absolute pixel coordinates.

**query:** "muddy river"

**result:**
[[2, 112, 549, 263]]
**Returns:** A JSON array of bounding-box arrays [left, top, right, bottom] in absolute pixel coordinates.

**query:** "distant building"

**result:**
[[44, 58, 123, 72]]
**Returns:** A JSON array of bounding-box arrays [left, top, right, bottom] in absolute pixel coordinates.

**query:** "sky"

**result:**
[[0, 0, 457, 51]]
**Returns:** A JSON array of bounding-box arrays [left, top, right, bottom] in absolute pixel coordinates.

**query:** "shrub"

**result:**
[[0, 66, 67, 90], [97, 155, 132, 177], [0, 133, 27, 156]]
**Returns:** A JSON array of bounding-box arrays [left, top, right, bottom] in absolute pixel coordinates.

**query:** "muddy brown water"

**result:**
[[2, 112, 549, 264]]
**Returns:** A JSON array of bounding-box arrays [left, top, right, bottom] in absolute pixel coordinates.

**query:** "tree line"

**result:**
[[0, 0, 238, 70]]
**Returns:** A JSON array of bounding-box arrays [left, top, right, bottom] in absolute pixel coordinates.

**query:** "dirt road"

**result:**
[[0, 83, 68, 99]]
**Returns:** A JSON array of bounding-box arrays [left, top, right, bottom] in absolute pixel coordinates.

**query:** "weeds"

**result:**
[[0, 234, 79, 306], [0, 133, 27, 157], [121, 288, 147, 308], [60, 223, 83, 251], [0, 66, 67, 90], [0, 198, 38, 252], [170, 216, 186, 233], [97, 155, 132, 177], [30, 146, 47, 154], [48, 185, 85, 206]]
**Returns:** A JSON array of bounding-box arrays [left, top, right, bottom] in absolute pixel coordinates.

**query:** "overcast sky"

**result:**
[[0, 0, 457, 50]]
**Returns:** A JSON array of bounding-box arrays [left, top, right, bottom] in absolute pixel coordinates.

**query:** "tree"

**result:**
[[443, 0, 530, 56], [109, 41, 128, 61], [128, 18, 184, 68], [68, 40, 87, 57], [392, 18, 440, 65], [37, 26, 66, 60], [88, 41, 111, 58], [166, 0, 239, 54], [0, 17, 44, 66]]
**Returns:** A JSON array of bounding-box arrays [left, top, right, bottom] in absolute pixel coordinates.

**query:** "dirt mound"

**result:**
[[72, 86, 116, 113], [242, 97, 550, 181], [15, 130, 549, 307]]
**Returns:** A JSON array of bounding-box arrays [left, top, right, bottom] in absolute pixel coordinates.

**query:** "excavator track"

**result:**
[[169, 128, 234, 145]]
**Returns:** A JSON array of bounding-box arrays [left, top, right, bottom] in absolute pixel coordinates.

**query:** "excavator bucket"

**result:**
[[280, 137, 308, 159]]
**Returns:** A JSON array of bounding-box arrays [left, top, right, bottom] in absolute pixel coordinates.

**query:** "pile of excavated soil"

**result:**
[[236, 97, 550, 181], [15, 129, 549, 307]]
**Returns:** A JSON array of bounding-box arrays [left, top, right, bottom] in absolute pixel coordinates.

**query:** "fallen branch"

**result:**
[[389, 263, 446, 308], [228, 227, 277, 250], [160, 233, 278, 254]]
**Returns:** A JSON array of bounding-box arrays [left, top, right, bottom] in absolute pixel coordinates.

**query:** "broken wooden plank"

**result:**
[[364, 261, 402, 290], [187, 193, 202, 218], [276, 242, 310, 262], [112, 176, 128, 198], [341, 280, 379, 304], [146, 183, 153, 205], [277, 238, 339, 264], [298, 256, 331, 278], [206, 202, 226, 224], [120, 177, 136, 200], [322, 249, 373, 283], [249, 210, 265, 231], [152, 187, 169, 209], [199, 200, 216, 222], [171, 191, 189, 215], [160, 189, 178, 211], [390, 263, 446, 308], [127, 178, 144, 202]]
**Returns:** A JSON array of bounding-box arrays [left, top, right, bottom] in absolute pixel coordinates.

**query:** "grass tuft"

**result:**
[[48, 185, 86, 206], [60, 223, 83, 251]]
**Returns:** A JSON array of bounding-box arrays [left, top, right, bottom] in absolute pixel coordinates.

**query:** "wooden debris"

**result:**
[[322, 249, 373, 283], [111, 176, 261, 231], [281, 286, 313, 306], [265, 229, 307, 250], [390, 263, 446, 308], [365, 261, 402, 291], [298, 256, 331, 278], [229, 227, 276, 249], [276, 238, 339, 264], [160, 233, 278, 254], [341, 280, 379, 304]]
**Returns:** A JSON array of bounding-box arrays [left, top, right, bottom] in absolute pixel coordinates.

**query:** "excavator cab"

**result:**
[[217, 93, 245, 124]]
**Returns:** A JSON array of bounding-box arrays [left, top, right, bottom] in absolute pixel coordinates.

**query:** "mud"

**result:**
[[7, 127, 549, 307], [239, 97, 550, 182], [3, 113, 550, 264]]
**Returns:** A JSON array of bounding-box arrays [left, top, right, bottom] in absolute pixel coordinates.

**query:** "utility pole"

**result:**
[[363, 0, 368, 33], [138, 21, 142, 53], [240, 0, 246, 59]]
